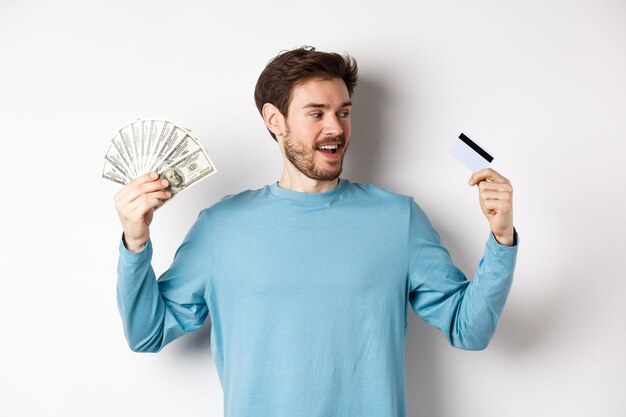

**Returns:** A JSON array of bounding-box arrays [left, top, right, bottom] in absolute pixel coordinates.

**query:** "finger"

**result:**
[[481, 198, 512, 213], [468, 168, 510, 186], [118, 190, 170, 222], [115, 172, 160, 202], [479, 190, 513, 202], [478, 181, 513, 193], [126, 190, 172, 218], [118, 178, 170, 208]]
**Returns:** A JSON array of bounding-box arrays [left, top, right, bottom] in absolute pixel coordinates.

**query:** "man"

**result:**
[[115, 46, 518, 417]]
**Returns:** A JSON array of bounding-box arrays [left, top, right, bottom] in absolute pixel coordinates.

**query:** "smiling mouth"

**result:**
[[316, 143, 341, 154]]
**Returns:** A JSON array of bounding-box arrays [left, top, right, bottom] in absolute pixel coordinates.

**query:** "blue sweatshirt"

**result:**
[[117, 179, 518, 417]]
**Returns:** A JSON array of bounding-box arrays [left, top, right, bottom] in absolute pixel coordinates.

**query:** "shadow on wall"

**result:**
[[344, 76, 393, 185], [438, 225, 553, 355]]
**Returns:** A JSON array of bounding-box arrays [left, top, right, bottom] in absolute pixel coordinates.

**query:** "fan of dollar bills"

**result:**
[[102, 117, 217, 197]]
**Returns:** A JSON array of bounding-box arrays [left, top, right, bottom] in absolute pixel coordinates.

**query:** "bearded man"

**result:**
[[114, 46, 518, 417]]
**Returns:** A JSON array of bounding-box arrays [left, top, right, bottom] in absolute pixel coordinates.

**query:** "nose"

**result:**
[[323, 114, 344, 137]]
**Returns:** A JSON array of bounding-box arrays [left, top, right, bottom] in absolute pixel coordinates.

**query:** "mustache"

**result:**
[[315, 134, 346, 148]]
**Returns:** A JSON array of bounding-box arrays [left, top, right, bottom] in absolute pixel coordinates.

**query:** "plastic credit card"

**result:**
[[449, 133, 494, 172]]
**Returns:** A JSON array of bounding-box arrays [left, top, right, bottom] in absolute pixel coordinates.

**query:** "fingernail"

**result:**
[[165, 191, 172, 198], [161, 179, 169, 186], [150, 172, 158, 179]]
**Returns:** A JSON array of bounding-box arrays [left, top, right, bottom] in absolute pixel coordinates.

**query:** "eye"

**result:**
[[338, 110, 350, 119]]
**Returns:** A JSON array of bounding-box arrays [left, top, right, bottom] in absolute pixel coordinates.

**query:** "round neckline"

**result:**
[[269, 178, 349, 202]]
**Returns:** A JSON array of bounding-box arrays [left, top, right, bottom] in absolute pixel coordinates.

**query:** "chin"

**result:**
[[310, 167, 343, 181]]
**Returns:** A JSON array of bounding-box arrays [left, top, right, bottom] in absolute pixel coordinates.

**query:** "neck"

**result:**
[[278, 165, 339, 193]]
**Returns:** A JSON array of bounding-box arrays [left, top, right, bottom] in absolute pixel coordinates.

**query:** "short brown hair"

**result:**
[[254, 46, 358, 141]]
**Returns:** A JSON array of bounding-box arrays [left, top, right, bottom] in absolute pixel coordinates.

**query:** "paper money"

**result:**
[[102, 117, 217, 200]]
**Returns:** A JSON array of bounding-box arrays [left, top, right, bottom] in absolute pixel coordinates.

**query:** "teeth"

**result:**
[[319, 145, 339, 150]]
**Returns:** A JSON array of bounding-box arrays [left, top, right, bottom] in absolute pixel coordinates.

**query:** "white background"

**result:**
[[1, 0, 625, 416]]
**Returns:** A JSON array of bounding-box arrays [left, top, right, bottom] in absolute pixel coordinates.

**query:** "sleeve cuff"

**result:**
[[487, 228, 519, 256], [118, 233, 153, 265]]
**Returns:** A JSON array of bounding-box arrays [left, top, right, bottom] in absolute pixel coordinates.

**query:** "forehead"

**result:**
[[289, 78, 350, 108]]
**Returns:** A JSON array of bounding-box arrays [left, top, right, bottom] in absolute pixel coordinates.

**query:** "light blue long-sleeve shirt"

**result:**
[[117, 179, 518, 417]]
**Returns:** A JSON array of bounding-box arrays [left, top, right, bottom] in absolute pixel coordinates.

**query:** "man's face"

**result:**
[[280, 77, 352, 181]]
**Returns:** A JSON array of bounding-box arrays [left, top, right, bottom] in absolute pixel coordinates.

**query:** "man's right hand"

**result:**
[[114, 172, 172, 252]]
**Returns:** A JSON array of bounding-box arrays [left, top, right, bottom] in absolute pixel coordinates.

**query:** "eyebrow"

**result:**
[[302, 100, 352, 109]]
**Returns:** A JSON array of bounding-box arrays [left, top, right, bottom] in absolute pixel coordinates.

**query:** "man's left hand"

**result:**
[[468, 168, 515, 246]]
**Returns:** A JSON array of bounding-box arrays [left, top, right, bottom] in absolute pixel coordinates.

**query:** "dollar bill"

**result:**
[[157, 147, 217, 197], [108, 134, 133, 176], [118, 123, 138, 178], [152, 125, 188, 173], [143, 120, 171, 174], [102, 117, 217, 199], [104, 141, 133, 182], [102, 158, 129, 185], [144, 119, 159, 174]]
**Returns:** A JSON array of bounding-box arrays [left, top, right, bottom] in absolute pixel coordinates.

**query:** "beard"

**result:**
[[283, 128, 348, 182]]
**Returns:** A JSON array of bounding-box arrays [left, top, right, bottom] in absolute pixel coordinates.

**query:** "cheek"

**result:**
[[294, 124, 320, 144], [287, 116, 316, 138], [342, 121, 352, 139]]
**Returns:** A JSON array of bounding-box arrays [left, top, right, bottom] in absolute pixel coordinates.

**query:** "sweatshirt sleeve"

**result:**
[[116, 209, 212, 352], [407, 198, 518, 350]]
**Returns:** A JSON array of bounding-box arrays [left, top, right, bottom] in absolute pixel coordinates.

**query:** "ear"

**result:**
[[262, 103, 286, 138]]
